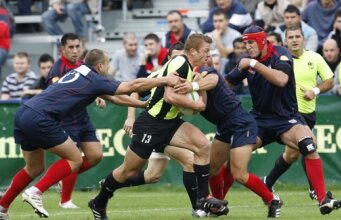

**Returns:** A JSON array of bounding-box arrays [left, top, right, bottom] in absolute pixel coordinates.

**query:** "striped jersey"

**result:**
[[147, 55, 194, 120], [1, 71, 37, 99]]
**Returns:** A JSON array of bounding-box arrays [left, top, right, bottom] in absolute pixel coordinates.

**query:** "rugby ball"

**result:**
[[179, 91, 200, 115]]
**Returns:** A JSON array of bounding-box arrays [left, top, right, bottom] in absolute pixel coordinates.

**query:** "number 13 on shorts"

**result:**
[[141, 133, 152, 143]]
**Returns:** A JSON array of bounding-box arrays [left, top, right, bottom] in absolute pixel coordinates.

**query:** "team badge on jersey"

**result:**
[[280, 55, 289, 61], [288, 119, 297, 124], [59, 70, 80, 84]]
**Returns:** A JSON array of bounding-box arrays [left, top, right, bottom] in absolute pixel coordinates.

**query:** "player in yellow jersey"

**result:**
[[263, 25, 334, 200]]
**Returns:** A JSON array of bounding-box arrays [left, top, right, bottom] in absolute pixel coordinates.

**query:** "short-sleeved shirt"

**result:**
[[25, 65, 121, 121], [227, 45, 297, 118], [1, 71, 37, 99], [110, 49, 143, 81], [147, 55, 194, 120], [293, 50, 334, 114]]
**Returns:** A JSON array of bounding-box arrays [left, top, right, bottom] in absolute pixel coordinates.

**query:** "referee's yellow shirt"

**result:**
[[293, 50, 334, 114]]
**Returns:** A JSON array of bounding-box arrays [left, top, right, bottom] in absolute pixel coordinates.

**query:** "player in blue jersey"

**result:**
[[0, 49, 181, 219], [225, 25, 341, 215], [89, 34, 228, 220], [174, 55, 282, 218]]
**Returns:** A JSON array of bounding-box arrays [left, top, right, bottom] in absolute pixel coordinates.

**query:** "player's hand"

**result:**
[[238, 58, 252, 70], [123, 117, 134, 136], [174, 81, 192, 94], [53, 3, 64, 15], [166, 73, 185, 87], [300, 87, 315, 101], [95, 97, 106, 109]]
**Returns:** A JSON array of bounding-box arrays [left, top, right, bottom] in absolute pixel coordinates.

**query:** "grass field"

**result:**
[[6, 185, 341, 220]]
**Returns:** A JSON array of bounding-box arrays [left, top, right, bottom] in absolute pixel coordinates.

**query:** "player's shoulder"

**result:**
[[273, 46, 292, 61]]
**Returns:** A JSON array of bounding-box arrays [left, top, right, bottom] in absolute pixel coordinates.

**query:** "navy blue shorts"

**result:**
[[130, 111, 184, 159], [251, 112, 306, 147], [62, 120, 98, 147], [14, 106, 68, 151], [215, 107, 257, 148]]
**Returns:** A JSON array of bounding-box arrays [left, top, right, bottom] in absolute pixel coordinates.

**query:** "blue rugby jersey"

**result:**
[[199, 66, 241, 124], [25, 65, 121, 121], [226, 46, 298, 118]]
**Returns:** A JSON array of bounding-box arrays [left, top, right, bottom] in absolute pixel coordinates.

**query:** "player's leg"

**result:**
[[144, 153, 169, 183], [170, 122, 227, 212], [263, 146, 299, 191], [89, 147, 147, 219], [281, 124, 341, 214], [23, 137, 83, 217], [165, 146, 198, 211], [0, 149, 45, 217], [209, 139, 229, 200]]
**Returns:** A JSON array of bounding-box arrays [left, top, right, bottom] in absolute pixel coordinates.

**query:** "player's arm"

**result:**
[[115, 74, 182, 95], [101, 94, 146, 108], [174, 73, 218, 94], [238, 58, 289, 87], [123, 92, 140, 136], [163, 86, 206, 111]]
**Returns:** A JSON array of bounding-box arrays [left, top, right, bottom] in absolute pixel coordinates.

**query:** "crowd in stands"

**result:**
[[1, 0, 341, 99]]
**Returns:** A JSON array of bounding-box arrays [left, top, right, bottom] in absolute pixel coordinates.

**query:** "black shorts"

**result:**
[[299, 111, 316, 130], [129, 111, 184, 159]]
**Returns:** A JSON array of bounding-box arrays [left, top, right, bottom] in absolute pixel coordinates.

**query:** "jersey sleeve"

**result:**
[[46, 62, 61, 86], [316, 53, 334, 80], [225, 66, 247, 85], [95, 76, 122, 95]]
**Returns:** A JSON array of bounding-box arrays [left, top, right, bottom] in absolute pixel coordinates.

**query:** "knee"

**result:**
[[283, 149, 300, 163], [179, 154, 194, 172], [230, 168, 247, 184], [195, 139, 210, 157], [85, 151, 103, 166], [298, 137, 317, 157], [144, 172, 161, 184], [209, 164, 221, 177]]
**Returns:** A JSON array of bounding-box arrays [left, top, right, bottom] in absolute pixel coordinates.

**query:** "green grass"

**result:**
[[7, 185, 341, 219]]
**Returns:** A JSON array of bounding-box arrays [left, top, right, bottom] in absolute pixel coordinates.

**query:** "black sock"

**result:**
[[122, 171, 146, 187], [193, 164, 210, 200], [183, 171, 197, 209], [301, 157, 314, 190], [266, 155, 291, 189], [94, 173, 125, 209]]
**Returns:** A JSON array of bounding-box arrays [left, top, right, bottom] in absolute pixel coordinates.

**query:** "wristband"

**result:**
[[249, 59, 258, 68], [192, 82, 199, 91], [312, 87, 320, 96]]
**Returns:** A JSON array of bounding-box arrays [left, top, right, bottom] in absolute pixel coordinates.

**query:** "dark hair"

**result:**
[[85, 49, 106, 67], [168, 42, 184, 57], [233, 37, 244, 47], [285, 25, 304, 38], [213, 9, 229, 19], [268, 32, 283, 44], [144, 33, 160, 43], [167, 10, 183, 19], [61, 33, 80, 46], [284, 4, 301, 16], [38, 53, 54, 66]]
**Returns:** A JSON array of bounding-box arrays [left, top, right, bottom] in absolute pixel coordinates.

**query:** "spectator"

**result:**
[[223, 37, 248, 94], [201, 0, 252, 34], [0, 52, 37, 100], [275, 4, 318, 51], [205, 9, 241, 59], [302, 0, 341, 52], [137, 33, 168, 78], [161, 10, 195, 49], [42, 0, 99, 40], [267, 32, 283, 46], [254, 0, 289, 32], [287, 0, 309, 9], [22, 54, 55, 98], [0, 2, 14, 78], [322, 38, 341, 72], [328, 9, 341, 50], [108, 33, 143, 81], [332, 63, 341, 95]]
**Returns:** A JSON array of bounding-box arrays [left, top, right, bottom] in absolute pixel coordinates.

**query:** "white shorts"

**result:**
[[149, 152, 170, 160]]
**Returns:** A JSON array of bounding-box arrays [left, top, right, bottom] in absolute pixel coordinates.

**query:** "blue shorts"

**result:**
[[215, 107, 257, 148], [14, 106, 68, 151], [62, 120, 98, 147], [251, 112, 306, 147]]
